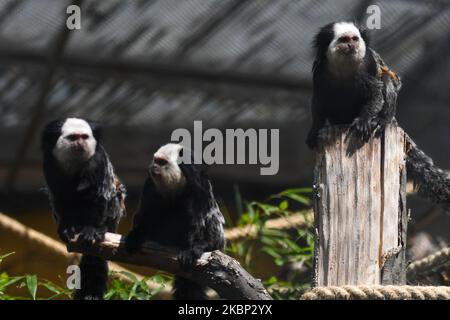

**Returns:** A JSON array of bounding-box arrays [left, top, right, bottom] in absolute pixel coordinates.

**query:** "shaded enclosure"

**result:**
[[0, 0, 449, 293]]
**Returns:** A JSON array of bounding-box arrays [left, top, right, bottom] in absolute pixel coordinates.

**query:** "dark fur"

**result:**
[[307, 22, 388, 147], [41, 119, 126, 300], [125, 150, 225, 300], [405, 134, 450, 210], [307, 22, 450, 210]]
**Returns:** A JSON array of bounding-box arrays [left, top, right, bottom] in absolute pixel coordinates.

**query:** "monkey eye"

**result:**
[[352, 36, 359, 41], [154, 157, 168, 166], [66, 134, 79, 141], [66, 133, 89, 141], [339, 35, 351, 43]]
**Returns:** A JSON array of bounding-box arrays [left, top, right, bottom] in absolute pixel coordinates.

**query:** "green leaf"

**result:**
[[279, 200, 288, 210], [269, 188, 312, 205], [0, 276, 24, 291], [262, 247, 282, 259], [277, 188, 312, 195], [254, 203, 279, 215], [47, 291, 69, 300], [40, 280, 63, 295], [264, 276, 278, 286], [127, 282, 139, 300], [261, 228, 288, 238], [274, 258, 285, 266], [245, 201, 257, 222], [104, 289, 116, 300], [26, 275, 38, 300], [282, 193, 311, 205], [139, 279, 150, 294], [0, 252, 15, 264], [119, 271, 139, 283]]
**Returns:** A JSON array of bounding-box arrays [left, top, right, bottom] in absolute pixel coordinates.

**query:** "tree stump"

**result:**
[[312, 125, 408, 286]]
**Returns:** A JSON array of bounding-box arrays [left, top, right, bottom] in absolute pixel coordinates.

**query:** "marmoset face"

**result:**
[[150, 143, 186, 195], [326, 22, 366, 76], [327, 22, 366, 60], [53, 118, 97, 168]]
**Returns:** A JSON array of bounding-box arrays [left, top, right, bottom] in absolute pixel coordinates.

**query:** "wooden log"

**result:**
[[312, 125, 408, 286], [67, 232, 272, 300]]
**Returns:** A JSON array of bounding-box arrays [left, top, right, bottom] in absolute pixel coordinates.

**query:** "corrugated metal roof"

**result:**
[[0, 0, 448, 191]]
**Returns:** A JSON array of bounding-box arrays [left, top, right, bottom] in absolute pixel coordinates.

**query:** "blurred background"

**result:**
[[0, 0, 449, 296]]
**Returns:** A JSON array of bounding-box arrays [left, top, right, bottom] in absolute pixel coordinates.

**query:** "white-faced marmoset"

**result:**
[[307, 21, 450, 210], [124, 143, 225, 300], [42, 118, 126, 299]]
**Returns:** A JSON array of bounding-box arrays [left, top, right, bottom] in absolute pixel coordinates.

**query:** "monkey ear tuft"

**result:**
[[313, 21, 335, 51], [312, 21, 336, 72], [180, 162, 208, 188], [41, 119, 65, 153], [359, 26, 371, 47], [86, 120, 103, 141]]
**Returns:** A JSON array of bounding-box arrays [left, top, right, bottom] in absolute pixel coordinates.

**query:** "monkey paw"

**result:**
[[58, 226, 79, 243], [73, 289, 104, 300], [78, 226, 105, 247], [347, 117, 375, 143], [177, 248, 202, 270], [124, 232, 144, 254]]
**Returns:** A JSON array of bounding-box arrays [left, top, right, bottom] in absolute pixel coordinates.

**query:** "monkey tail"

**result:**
[[172, 276, 207, 300], [73, 254, 108, 300], [405, 133, 450, 211]]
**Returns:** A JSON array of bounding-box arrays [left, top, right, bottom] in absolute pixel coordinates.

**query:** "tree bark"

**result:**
[[67, 232, 272, 300], [312, 125, 408, 286]]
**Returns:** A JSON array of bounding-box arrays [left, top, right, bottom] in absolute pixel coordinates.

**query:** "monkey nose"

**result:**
[[347, 43, 357, 51], [150, 164, 160, 175], [73, 143, 84, 151]]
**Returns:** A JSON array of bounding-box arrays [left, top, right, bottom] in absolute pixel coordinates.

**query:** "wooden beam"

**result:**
[[67, 232, 273, 300], [0, 50, 310, 92]]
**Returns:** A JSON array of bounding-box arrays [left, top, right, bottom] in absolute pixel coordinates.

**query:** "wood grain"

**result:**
[[312, 125, 407, 286]]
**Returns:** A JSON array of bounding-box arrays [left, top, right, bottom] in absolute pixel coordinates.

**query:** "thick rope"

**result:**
[[301, 285, 450, 300], [0, 212, 77, 260], [407, 246, 450, 281]]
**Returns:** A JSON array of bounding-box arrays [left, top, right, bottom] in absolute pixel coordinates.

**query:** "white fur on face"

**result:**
[[326, 22, 366, 76], [53, 118, 97, 172], [150, 143, 186, 195]]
